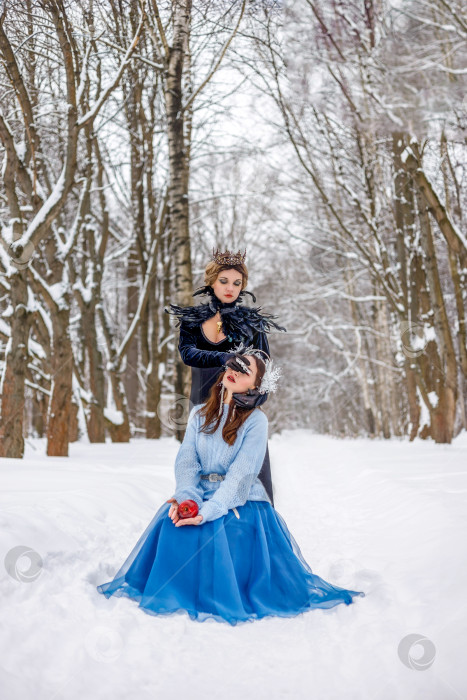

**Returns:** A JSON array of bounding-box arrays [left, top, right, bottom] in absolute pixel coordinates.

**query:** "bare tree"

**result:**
[[249, 0, 467, 441], [0, 0, 145, 456]]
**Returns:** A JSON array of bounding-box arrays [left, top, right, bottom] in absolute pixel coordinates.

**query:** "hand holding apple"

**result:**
[[166, 498, 203, 526], [175, 513, 203, 527], [176, 500, 203, 526], [177, 499, 199, 518], [166, 497, 180, 523]]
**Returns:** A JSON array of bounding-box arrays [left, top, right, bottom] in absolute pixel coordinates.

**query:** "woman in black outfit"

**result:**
[[165, 247, 286, 506]]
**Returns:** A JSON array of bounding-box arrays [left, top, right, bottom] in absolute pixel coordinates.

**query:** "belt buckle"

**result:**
[[208, 473, 219, 482]]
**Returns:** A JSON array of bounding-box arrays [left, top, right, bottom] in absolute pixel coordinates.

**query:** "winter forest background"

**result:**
[[1, 2, 467, 699], [0, 0, 466, 455]]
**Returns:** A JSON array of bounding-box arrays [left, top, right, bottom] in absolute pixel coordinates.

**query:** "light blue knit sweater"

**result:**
[[173, 403, 271, 523]]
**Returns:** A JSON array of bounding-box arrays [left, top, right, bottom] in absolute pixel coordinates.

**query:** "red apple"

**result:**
[[177, 500, 199, 518]]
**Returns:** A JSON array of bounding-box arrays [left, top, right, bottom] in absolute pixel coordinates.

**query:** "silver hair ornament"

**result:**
[[230, 342, 282, 395], [234, 356, 252, 375]]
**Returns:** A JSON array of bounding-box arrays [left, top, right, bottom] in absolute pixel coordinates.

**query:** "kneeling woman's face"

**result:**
[[222, 355, 258, 394]]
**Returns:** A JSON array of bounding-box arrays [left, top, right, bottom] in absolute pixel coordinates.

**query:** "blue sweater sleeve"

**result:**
[[178, 321, 233, 369], [173, 406, 204, 508], [198, 410, 269, 524]]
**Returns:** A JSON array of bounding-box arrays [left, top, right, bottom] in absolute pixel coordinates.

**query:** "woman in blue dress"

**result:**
[[164, 247, 286, 507], [96, 349, 365, 625]]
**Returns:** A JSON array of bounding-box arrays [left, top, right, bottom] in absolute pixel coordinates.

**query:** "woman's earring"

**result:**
[[218, 382, 225, 415]]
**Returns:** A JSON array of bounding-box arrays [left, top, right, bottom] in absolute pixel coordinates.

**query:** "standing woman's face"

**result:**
[[211, 269, 243, 303]]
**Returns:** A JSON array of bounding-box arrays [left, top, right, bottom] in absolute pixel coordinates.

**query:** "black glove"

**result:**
[[224, 353, 252, 375], [232, 387, 268, 409]]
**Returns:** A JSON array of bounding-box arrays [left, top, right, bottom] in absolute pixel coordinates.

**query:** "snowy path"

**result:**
[[1, 429, 466, 700]]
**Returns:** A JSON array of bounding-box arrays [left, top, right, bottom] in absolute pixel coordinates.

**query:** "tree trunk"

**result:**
[[344, 267, 376, 436], [440, 132, 467, 432], [164, 0, 194, 441], [146, 274, 162, 439], [125, 246, 140, 429], [83, 308, 106, 443], [416, 189, 458, 442], [373, 291, 392, 439], [97, 305, 131, 442], [47, 308, 73, 456], [0, 272, 30, 457]]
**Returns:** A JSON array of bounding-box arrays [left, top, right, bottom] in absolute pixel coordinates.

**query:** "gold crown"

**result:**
[[211, 247, 247, 266]]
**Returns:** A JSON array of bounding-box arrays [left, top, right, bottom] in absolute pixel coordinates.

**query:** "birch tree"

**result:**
[[144, 0, 247, 438]]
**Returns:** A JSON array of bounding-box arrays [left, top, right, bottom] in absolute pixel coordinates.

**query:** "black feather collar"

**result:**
[[164, 285, 287, 344]]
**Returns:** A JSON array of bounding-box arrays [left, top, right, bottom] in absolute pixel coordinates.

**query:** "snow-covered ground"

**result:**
[[1, 427, 466, 700]]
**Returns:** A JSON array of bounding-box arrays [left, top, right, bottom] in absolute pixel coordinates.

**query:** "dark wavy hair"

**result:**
[[195, 355, 266, 446]]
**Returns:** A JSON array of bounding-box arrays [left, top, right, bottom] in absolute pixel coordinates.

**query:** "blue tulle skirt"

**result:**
[[96, 500, 365, 625]]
